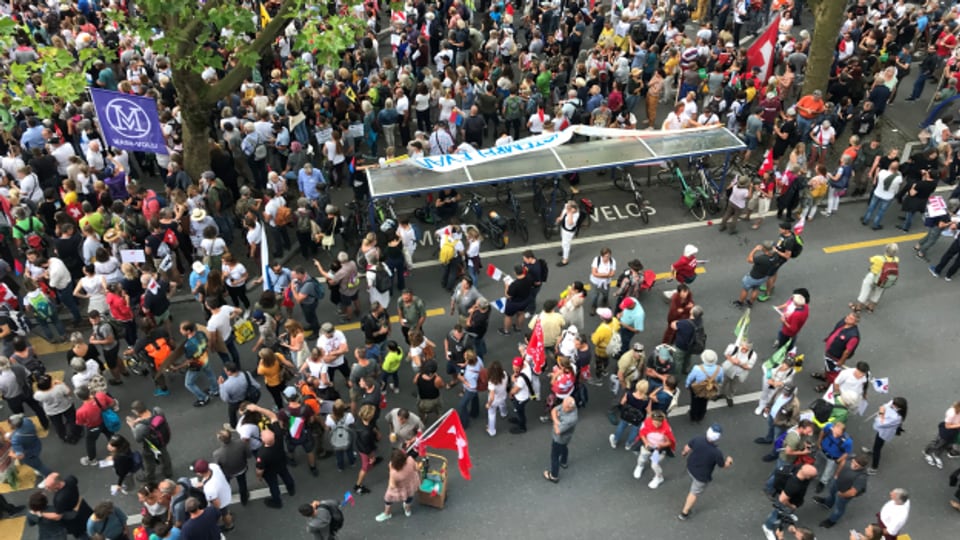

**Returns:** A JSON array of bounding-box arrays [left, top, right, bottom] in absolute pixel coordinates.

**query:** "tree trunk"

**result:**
[[172, 68, 214, 179], [801, 0, 847, 96]]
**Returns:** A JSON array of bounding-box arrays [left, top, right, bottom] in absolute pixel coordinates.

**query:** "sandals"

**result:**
[[543, 471, 559, 483], [848, 302, 862, 313], [814, 384, 828, 393], [810, 371, 826, 381], [864, 304, 875, 313]]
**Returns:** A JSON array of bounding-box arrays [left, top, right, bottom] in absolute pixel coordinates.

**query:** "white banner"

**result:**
[[407, 125, 725, 173]]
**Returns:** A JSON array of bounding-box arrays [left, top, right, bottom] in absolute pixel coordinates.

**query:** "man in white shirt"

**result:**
[[397, 218, 418, 267], [206, 298, 242, 368], [861, 161, 903, 230], [316, 322, 350, 383], [192, 459, 234, 530], [43, 256, 83, 325], [48, 137, 76, 177], [394, 87, 410, 144], [508, 356, 533, 434], [1, 147, 25, 179], [262, 188, 290, 259], [878, 488, 910, 537], [18, 169, 43, 207], [85, 140, 105, 174]]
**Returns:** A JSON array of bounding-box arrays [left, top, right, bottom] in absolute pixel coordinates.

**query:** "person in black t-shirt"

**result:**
[[765, 222, 798, 298], [736, 241, 777, 307], [248, 404, 295, 509], [499, 265, 533, 336], [54, 223, 85, 280], [761, 464, 818, 538]]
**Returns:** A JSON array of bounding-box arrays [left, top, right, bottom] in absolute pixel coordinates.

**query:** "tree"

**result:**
[[1, 1, 366, 178], [801, 0, 847, 96]]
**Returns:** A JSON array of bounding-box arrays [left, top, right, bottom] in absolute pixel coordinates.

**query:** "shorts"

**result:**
[[742, 274, 767, 291], [154, 310, 172, 324], [218, 506, 231, 519], [745, 134, 759, 150], [287, 434, 316, 453], [446, 360, 461, 376], [349, 387, 361, 404], [688, 472, 709, 495], [339, 293, 358, 308], [359, 451, 376, 472], [504, 299, 529, 316], [418, 397, 443, 418]]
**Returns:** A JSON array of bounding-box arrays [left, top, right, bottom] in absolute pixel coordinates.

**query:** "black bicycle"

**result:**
[[531, 177, 568, 239], [613, 166, 655, 224], [504, 185, 530, 243]]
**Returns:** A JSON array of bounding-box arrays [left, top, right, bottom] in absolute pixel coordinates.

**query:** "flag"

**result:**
[[757, 148, 775, 176], [793, 216, 806, 236], [348, 156, 356, 174], [746, 15, 781, 82], [391, 10, 406, 24], [733, 308, 751, 345], [259, 1, 272, 28], [418, 410, 473, 479], [526, 318, 546, 374], [537, 107, 545, 123], [486, 264, 503, 281], [260, 218, 271, 291], [822, 385, 836, 403], [420, 23, 429, 39], [506, 4, 514, 16], [872, 377, 890, 394], [762, 338, 792, 375], [146, 278, 160, 295], [343, 491, 355, 507], [289, 416, 305, 439], [449, 109, 461, 126], [493, 297, 507, 313]]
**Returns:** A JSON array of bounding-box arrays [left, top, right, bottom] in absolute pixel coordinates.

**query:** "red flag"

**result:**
[[420, 411, 472, 480], [537, 107, 545, 123], [526, 318, 546, 374], [757, 148, 774, 176], [746, 15, 780, 83], [420, 23, 429, 39], [505, 4, 514, 16]]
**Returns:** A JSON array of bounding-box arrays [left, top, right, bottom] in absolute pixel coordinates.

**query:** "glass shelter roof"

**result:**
[[366, 127, 746, 199]]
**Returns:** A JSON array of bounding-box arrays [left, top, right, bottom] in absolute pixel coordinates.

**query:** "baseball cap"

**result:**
[[512, 356, 524, 368], [192, 459, 210, 474], [251, 309, 265, 323], [321, 322, 335, 334], [596, 307, 613, 320], [632, 343, 644, 353], [706, 423, 723, 442], [620, 297, 636, 310], [283, 386, 298, 399], [657, 346, 672, 361]]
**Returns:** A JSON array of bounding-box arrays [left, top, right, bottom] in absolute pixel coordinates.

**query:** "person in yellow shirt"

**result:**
[[851, 243, 899, 313], [590, 308, 621, 385], [529, 299, 566, 360]]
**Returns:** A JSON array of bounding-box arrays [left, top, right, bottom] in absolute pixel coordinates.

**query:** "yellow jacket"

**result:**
[[591, 319, 621, 358]]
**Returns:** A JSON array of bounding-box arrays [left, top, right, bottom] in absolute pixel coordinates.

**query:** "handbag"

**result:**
[[242, 371, 261, 403], [233, 318, 255, 345]]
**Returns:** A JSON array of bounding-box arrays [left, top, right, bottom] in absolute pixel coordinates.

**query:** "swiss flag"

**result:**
[[420, 410, 473, 480], [526, 318, 546, 375], [757, 148, 775, 176], [747, 15, 781, 83]]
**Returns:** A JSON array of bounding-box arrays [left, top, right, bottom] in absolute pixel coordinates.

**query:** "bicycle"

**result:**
[[461, 192, 508, 249], [500, 184, 530, 243], [343, 200, 368, 252], [373, 198, 397, 227], [613, 166, 655, 224], [692, 157, 724, 216], [531, 176, 568, 239], [661, 160, 710, 221]]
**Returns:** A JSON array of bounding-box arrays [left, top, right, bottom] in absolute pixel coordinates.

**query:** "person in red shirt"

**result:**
[[936, 26, 958, 59], [774, 293, 810, 349], [74, 385, 116, 466], [671, 244, 699, 285]]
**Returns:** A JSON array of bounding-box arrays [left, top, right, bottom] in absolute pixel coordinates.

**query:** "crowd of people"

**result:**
[[1, 0, 960, 539]]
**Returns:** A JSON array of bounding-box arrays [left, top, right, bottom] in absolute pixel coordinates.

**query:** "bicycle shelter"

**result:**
[[365, 127, 746, 201]]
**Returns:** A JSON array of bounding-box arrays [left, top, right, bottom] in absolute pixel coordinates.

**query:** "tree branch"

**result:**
[[205, 2, 295, 103]]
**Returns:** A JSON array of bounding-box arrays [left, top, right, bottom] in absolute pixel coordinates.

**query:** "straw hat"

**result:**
[[103, 228, 121, 243], [191, 208, 207, 221]]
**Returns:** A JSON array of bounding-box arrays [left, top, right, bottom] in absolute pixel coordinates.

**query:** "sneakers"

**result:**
[[193, 397, 210, 407], [947, 276, 953, 282], [860, 446, 873, 454], [153, 388, 170, 397], [633, 465, 644, 479], [375, 512, 392, 522], [762, 525, 776, 540], [924, 452, 937, 467], [813, 496, 830, 510], [676, 512, 689, 521], [930, 266, 941, 278], [648, 476, 664, 489], [486, 428, 495, 437], [80, 457, 97, 467], [609, 434, 617, 449], [539, 415, 551, 424], [754, 405, 763, 416], [355, 484, 371, 495], [866, 467, 879, 475], [936, 456, 944, 469], [403, 505, 412, 517], [819, 519, 836, 529], [948, 449, 960, 459]]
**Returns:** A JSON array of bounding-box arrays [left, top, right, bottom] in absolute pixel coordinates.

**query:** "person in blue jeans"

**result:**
[[812, 455, 869, 528], [930, 232, 960, 281], [457, 351, 483, 428], [609, 380, 649, 450], [176, 322, 219, 407], [544, 396, 579, 483], [325, 400, 357, 471], [8, 414, 53, 478], [861, 161, 903, 230]]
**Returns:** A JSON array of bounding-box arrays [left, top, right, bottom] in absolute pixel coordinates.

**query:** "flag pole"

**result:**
[[409, 408, 454, 452]]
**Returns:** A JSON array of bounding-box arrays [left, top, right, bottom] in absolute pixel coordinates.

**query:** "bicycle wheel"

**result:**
[[658, 169, 678, 187], [494, 185, 511, 204], [490, 231, 506, 249], [702, 184, 722, 215], [515, 219, 530, 242], [640, 204, 651, 224], [613, 169, 631, 191], [543, 220, 556, 239], [689, 196, 706, 221], [635, 191, 651, 224]]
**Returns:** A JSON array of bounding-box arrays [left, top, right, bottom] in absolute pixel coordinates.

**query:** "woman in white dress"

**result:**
[[365, 254, 392, 310], [74, 264, 108, 315]]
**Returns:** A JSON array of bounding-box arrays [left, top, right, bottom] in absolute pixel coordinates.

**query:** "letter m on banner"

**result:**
[[89, 88, 169, 155]]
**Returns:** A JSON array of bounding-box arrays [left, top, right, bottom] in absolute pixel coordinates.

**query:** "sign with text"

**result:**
[[89, 88, 168, 154]]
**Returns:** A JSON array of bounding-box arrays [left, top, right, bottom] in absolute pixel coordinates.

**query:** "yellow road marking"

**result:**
[[822, 233, 925, 254], [335, 308, 446, 332], [29, 337, 73, 356], [0, 516, 25, 539]]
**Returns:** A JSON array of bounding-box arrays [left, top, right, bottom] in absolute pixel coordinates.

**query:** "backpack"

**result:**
[[690, 365, 720, 399], [318, 500, 344, 534], [274, 204, 293, 227], [504, 96, 523, 120], [6, 309, 30, 336], [14, 219, 45, 251], [735, 99, 752, 123], [773, 427, 795, 452], [27, 292, 55, 322], [791, 235, 804, 258], [672, 2, 690, 25], [124, 216, 149, 246], [162, 228, 179, 249], [146, 412, 171, 448], [296, 212, 314, 233], [876, 258, 899, 288], [689, 321, 707, 354], [605, 329, 622, 358], [374, 265, 392, 293], [438, 237, 457, 264], [525, 91, 542, 116], [330, 419, 353, 450], [207, 182, 235, 214], [575, 198, 593, 234], [537, 258, 549, 284], [809, 398, 834, 425]]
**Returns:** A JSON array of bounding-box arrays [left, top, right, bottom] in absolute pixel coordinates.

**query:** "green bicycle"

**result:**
[[659, 160, 710, 221]]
